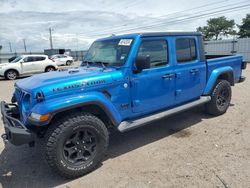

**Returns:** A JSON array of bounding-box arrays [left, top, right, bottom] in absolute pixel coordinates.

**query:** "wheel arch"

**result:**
[[203, 66, 234, 95], [29, 93, 122, 129], [49, 102, 119, 128], [4, 68, 19, 77], [217, 71, 234, 86], [45, 65, 56, 72]]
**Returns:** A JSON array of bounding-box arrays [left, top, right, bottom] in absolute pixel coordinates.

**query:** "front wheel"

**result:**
[[205, 79, 232, 116], [45, 112, 109, 178], [5, 70, 18, 80]]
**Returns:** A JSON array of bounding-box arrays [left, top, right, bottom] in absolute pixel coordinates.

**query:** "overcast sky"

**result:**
[[0, 0, 249, 52]]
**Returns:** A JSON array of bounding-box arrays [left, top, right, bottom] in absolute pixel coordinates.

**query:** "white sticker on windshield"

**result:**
[[118, 39, 133, 46]]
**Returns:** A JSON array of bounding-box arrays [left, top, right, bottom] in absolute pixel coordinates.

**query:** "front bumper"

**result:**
[[1, 101, 34, 145]]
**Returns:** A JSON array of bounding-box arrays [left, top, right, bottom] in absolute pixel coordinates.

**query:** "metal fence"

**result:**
[[70, 50, 87, 61], [204, 38, 250, 61], [0, 50, 87, 63], [1, 38, 249, 63], [0, 52, 44, 63]]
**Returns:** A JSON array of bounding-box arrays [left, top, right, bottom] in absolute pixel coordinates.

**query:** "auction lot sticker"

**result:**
[[118, 39, 133, 46]]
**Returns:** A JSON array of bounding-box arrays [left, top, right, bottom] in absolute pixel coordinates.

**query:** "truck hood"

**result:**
[[16, 66, 122, 97]]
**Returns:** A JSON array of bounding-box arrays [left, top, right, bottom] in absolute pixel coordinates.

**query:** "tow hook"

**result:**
[[1, 134, 8, 142]]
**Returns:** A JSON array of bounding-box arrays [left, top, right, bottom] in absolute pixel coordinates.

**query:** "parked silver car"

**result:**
[[50, 54, 74, 66]]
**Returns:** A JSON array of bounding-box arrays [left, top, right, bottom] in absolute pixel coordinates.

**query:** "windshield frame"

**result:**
[[82, 38, 134, 67]]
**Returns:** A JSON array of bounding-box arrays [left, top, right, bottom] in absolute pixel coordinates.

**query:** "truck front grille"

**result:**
[[15, 87, 26, 103], [14, 87, 30, 124]]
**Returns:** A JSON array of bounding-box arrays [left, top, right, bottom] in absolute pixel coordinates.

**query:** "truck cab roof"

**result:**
[[97, 32, 202, 41]]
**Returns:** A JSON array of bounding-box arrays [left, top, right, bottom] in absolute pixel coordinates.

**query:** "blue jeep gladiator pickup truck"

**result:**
[[1, 32, 247, 178]]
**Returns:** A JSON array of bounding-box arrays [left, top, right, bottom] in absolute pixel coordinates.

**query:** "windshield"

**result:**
[[10, 56, 22, 63], [83, 38, 133, 66]]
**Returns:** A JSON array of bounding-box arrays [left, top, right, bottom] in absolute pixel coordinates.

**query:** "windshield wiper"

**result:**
[[82, 60, 93, 68], [93, 61, 108, 70], [82, 60, 119, 70]]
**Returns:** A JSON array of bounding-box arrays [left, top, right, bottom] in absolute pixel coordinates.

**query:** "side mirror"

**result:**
[[20, 59, 24, 63], [135, 56, 150, 72]]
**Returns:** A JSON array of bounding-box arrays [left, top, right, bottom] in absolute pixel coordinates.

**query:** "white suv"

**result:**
[[51, 54, 74, 66], [0, 55, 58, 80]]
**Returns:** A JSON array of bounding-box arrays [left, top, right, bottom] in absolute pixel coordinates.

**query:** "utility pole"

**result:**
[[23, 39, 27, 52], [76, 33, 79, 51], [0, 45, 2, 64], [49, 28, 53, 49], [9, 42, 12, 52]]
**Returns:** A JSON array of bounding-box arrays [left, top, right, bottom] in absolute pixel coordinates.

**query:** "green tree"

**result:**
[[197, 16, 236, 40], [238, 14, 250, 38]]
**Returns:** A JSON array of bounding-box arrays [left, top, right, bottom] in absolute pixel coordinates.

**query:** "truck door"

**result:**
[[131, 38, 175, 113], [174, 37, 206, 104]]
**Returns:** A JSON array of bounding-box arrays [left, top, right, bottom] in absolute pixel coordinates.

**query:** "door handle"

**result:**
[[162, 73, 175, 79], [190, 68, 199, 74]]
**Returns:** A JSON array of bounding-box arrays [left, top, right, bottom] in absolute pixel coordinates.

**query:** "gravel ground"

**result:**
[[0, 67, 249, 188]]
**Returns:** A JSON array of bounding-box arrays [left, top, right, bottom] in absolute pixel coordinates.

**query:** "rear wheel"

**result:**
[[66, 61, 72, 66], [45, 112, 109, 178], [5, 70, 18, 80], [205, 79, 231, 116], [45, 66, 55, 72]]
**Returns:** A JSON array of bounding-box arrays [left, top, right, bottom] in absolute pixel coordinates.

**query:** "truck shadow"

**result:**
[[0, 106, 213, 188]]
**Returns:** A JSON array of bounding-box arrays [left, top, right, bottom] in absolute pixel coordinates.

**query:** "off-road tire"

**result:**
[[45, 112, 109, 178], [5, 69, 18, 80], [205, 79, 231, 116]]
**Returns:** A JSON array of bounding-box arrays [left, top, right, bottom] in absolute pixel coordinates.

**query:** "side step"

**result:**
[[118, 96, 211, 132]]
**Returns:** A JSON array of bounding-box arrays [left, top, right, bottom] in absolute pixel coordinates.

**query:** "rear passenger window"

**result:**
[[137, 40, 168, 68], [35, 56, 46, 61], [176, 38, 197, 63], [24, 56, 35, 62]]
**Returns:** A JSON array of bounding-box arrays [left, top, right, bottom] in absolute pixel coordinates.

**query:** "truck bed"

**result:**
[[206, 55, 233, 59], [206, 55, 243, 83]]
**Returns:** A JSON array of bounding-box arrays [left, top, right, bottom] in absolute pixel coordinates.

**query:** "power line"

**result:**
[[78, 0, 237, 37], [81, 2, 250, 38]]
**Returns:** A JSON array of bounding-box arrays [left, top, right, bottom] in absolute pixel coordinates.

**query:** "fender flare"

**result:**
[[29, 92, 122, 126], [203, 66, 234, 95]]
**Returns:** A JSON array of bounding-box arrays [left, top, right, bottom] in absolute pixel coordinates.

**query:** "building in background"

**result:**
[[44, 49, 87, 61], [204, 38, 250, 61]]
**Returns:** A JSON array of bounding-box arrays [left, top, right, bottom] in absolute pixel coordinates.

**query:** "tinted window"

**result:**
[[176, 38, 197, 63], [24, 56, 35, 62], [137, 40, 168, 68], [35, 56, 46, 61], [10, 56, 22, 63]]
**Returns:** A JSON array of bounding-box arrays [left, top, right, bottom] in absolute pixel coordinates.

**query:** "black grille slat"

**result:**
[[14, 87, 29, 123]]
